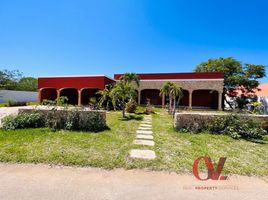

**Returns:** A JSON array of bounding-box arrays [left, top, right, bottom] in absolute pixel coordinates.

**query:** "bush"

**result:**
[[144, 101, 155, 114], [2, 112, 44, 130], [208, 115, 267, 140], [126, 100, 137, 113], [65, 109, 80, 130], [80, 112, 107, 132], [176, 114, 267, 140], [46, 109, 107, 132], [7, 99, 27, 107]]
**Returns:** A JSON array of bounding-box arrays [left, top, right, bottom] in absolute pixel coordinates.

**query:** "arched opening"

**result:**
[[141, 89, 161, 105], [81, 88, 101, 105], [178, 90, 189, 107], [40, 88, 57, 103], [60, 88, 78, 105], [192, 90, 218, 109]]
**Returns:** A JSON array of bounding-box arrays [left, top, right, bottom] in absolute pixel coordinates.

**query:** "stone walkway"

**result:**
[[129, 115, 156, 160]]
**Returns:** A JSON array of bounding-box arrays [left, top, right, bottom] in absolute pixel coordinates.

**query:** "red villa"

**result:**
[[38, 72, 224, 110]]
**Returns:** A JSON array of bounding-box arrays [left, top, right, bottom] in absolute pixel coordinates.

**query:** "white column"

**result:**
[[38, 89, 42, 104], [78, 89, 82, 106], [57, 89, 61, 99], [189, 90, 192, 109]]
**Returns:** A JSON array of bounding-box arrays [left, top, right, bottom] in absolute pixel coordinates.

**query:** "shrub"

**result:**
[[80, 112, 107, 132], [44, 109, 65, 131], [208, 115, 267, 140], [176, 114, 267, 140], [144, 101, 155, 114], [65, 109, 80, 130], [126, 100, 137, 113], [89, 97, 100, 110], [2, 112, 44, 130], [45, 109, 107, 132], [7, 99, 27, 107]]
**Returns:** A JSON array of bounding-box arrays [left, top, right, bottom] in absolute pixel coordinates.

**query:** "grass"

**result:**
[[0, 109, 267, 176], [0, 112, 140, 168], [0, 102, 38, 107], [0, 102, 8, 107]]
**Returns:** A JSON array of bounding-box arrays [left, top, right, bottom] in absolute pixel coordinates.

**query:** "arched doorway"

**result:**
[[141, 89, 161, 105], [39, 88, 57, 103], [81, 88, 101, 105], [192, 90, 218, 109], [60, 88, 78, 105], [179, 90, 189, 107]]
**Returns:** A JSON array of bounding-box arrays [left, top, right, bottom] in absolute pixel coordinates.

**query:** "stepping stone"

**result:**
[[141, 121, 152, 125], [136, 130, 153, 134], [133, 139, 155, 146], [143, 117, 152, 120], [143, 119, 152, 122], [130, 149, 156, 160], [138, 127, 152, 130], [140, 124, 152, 127], [136, 134, 153, 140]]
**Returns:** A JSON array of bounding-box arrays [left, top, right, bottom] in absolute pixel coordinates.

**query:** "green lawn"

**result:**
[[0, 109, 267, 176]]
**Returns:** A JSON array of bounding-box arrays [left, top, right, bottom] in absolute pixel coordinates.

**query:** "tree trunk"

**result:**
[[224, 96, 233, 110], [122, 98, 126, 118], [169, 93, 172, 112], [172, 98, 176, 117]]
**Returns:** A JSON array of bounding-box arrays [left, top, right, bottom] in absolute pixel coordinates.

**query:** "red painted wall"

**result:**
[[38, 76, 115, 90], [114, 72, 224, 80]]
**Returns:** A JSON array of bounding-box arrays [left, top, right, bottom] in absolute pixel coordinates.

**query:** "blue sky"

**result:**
[[0, 0, 267, 82]]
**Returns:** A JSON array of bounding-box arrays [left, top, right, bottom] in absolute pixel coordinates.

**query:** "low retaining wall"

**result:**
[[19, 107, 106, 131], [174, 112, 268, 130]]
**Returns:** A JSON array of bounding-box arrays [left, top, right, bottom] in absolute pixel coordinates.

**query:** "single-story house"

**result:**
[[38, 72, 224, 110]]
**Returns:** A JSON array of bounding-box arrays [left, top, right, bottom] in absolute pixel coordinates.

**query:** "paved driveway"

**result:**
[[0, 163, 267, 200]]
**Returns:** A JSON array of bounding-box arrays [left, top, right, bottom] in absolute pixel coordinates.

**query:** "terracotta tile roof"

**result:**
[[256, 83, 268, 97]]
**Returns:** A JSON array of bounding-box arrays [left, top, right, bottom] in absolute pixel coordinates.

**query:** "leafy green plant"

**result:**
[[208, 115, 267, 140], [2, 112, 44, 130], [126, 100, 137, 113], [176, 114, 267, 140], [7, 99, 27, 107], [144, 101, 155, 114], [65, 109, 80, 130], [89, 97, 100, 110]]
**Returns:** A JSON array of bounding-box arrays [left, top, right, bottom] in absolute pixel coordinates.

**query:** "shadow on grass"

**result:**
[[245, 138, 268, 144], [119, 114, 143, 121]]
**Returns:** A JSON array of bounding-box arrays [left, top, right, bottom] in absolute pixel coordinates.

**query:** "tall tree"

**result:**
[[119, 72, 140, 88], [195, 57, 266, 109], [97, 84, 114, 110], [17, 77, 38, 91], [169, 83, 183, 117], [160, 81, 173, 111], [110, 81, 137, 118], [0, 69, 22, 90]]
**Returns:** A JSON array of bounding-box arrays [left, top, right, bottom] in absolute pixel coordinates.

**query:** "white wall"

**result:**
[[0, 90, 38, 103], [259, 96, 268, 115]]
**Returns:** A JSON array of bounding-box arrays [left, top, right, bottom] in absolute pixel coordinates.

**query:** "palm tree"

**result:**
[[97, 84, 114, 110], [160, 82, 173, 111], [170, 83, 183, 117], [110, 81, 137, 118], [119, 72, 140, 88]]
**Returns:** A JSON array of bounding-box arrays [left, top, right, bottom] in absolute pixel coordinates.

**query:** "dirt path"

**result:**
[[0, 163, 267, 200]]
